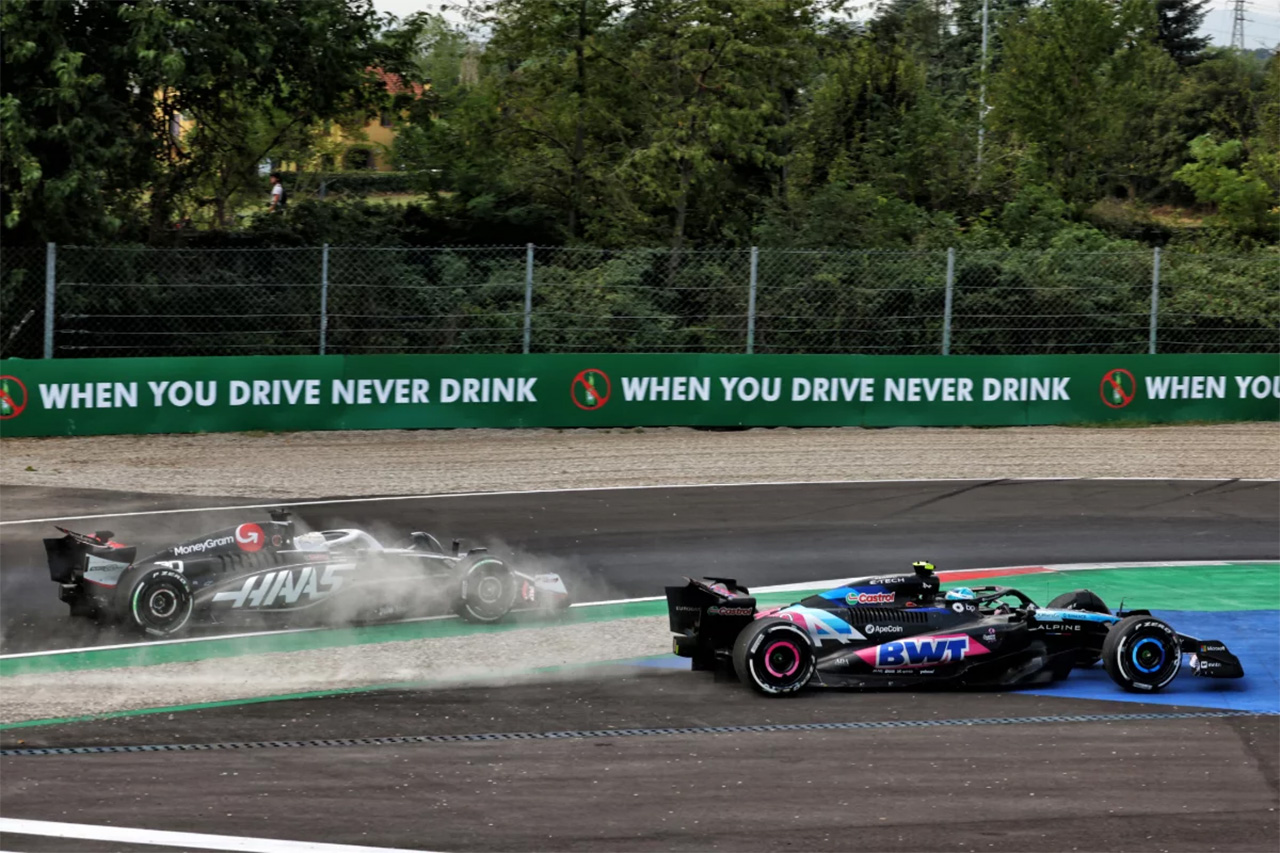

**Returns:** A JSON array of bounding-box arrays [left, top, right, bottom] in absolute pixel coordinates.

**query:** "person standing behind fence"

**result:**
[[268, 172, 287, 213]]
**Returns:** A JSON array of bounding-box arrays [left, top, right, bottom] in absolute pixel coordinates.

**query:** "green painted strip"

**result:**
[[3, 563, 1275, 679], [944, 563, 1280, 613]]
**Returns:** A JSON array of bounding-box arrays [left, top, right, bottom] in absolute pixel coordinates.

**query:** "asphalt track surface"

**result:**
[[2, 676, 1278, 852], [2, 478, 1277, 652], [1, 479, 1278, 852]]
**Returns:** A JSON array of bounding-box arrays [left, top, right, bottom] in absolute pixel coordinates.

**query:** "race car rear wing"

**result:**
[[666, 577, 757, 665], [44, 527, 136, 583]]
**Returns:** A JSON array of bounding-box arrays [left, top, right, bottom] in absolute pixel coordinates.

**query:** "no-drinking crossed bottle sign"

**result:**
[[1100, 368, 1136, 409], [571, 369, 611, 411], [0, 375, 27, 420]]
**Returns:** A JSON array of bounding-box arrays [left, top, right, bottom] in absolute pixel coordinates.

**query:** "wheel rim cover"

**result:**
[[764, 640, 801, 678], [477, 576, 502, 604], [1131, 637, 1165, 673], [149, 589, 177, 619]]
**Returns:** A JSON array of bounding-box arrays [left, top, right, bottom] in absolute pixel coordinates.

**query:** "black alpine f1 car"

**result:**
[[667, 562, 1244, 695], [45, 510, 569, 637]]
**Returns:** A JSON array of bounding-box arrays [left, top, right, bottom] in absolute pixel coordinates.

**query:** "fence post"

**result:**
[[746, 246, 759, 354], [942, 247, 956, 356], [1148, 246, 1161, 355], [43, 242, 56, 359], [319, 243, 330, 356], [523, 243, 535, 355]]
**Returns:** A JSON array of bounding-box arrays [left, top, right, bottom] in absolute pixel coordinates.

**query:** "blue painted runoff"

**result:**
[[1023, 609, 1280, 712]]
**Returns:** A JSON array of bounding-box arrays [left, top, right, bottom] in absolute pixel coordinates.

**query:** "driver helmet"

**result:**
[[945, 586, 977, 601]]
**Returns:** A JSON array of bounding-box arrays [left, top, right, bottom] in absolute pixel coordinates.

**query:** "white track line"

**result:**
[[3, 561, 1273, 663], [0, 818, 435, 852], [2, 477, 1272, 526]]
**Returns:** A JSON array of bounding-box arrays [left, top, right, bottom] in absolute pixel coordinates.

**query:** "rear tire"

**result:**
[[1047, 588, 1111, 667], [456, 558, 517, 624], [1103, 615, 1181, 692], [732, 618, 815, 696], [126, 569, 194, 638]]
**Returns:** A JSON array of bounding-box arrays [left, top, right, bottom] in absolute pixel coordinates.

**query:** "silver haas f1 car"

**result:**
[[45, 510, 569, 637], [667, 562, 1243, 695]]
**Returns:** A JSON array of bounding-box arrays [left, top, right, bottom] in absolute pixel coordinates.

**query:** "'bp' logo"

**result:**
[[1100, 368, 1136, 409], [571, 368, 611, 411], [0, 376, 27, 420]]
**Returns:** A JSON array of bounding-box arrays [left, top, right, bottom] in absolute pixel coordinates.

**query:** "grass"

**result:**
[[355, 192, 437, 207], [1085, 198, 1211, 232]]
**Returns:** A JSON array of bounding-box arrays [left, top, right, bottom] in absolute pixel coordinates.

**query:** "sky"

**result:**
[[371, 0, 1280, 50]]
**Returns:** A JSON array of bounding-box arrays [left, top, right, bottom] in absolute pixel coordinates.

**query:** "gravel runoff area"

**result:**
[[0, 618, 672, 724], [2, 423, 1278, 500], [1, 423, 1276, 724]]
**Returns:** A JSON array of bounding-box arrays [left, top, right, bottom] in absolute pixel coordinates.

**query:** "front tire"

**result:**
[[1103, 615, 1181, 692], [732, 618, 815, 696], [126, 569, 194, 638], [1047, 589, 1110, 615], [456, 558, 517, 624]]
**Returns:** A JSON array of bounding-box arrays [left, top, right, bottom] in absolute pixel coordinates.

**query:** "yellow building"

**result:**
[[165, 68, 426, 174], [322, 68, 428, 172]]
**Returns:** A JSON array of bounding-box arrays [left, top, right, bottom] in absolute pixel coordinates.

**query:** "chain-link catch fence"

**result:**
[[1, 245, 1275, 359]]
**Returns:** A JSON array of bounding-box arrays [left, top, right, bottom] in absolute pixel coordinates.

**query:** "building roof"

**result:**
[[370, 67, 427, 99]]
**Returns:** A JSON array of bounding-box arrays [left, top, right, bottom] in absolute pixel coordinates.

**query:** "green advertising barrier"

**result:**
[[0, 353, 1276, 437]]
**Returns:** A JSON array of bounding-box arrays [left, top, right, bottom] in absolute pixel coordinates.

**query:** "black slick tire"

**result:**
[[1102, 615, 1181, 692], [1046, 588, 1111, 667], [127, 568, 194, 638], [456, 558, 517, 624], [732, 618, 815, 696], [1047, 589, 1110, 615]]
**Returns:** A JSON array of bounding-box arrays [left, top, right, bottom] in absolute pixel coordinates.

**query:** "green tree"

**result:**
[[1154, 0, 1210, 67], [1174, 135, 1278, 237], [1, 0, 408, 243], [478, 0, 627, 239], [988, 0, 1180, 202], [404, 11, 474, 101], [389, 12, 469, 178], [3, 0, 160, 242], [801, 29, 927, 189], [614, 0, 827, 250], [1138, 49, 1270, 203]]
